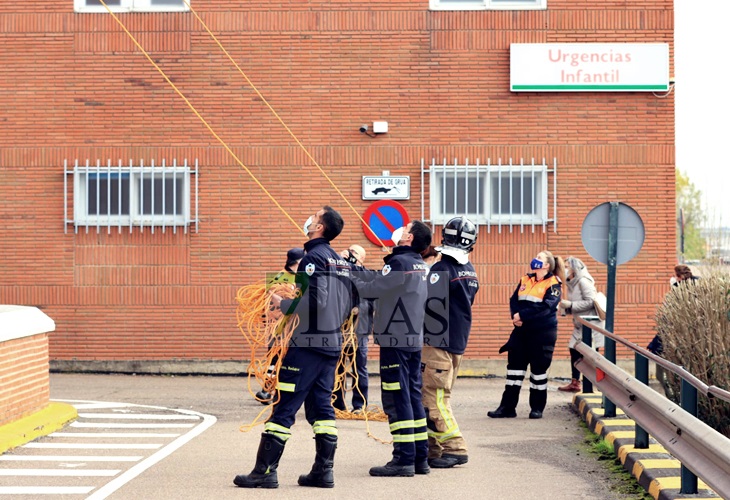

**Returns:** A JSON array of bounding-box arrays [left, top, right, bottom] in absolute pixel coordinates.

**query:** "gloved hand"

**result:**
[[560, 300, 572, 309]]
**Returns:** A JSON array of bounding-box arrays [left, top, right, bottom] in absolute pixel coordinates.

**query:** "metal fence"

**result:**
[[575, 316, 730, 497]]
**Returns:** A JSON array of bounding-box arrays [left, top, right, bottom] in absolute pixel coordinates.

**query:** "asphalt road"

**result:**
[[42, 373, 638, 500]]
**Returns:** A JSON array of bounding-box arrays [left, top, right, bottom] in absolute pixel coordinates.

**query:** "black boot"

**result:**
[[298, 434, 337, 488], [233, 433, 286, 488], [487, 406, 517, 418]]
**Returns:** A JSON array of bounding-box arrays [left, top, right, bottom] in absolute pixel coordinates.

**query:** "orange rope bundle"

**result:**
[[235, 281, 299, 431]]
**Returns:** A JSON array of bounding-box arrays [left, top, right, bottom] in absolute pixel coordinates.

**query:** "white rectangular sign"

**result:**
[[510, 43, 670, 92], [362, 176, 410, 200]]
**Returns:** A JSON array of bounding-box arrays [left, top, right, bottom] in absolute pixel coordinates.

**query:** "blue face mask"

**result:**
[[530, 258, 544, 270]]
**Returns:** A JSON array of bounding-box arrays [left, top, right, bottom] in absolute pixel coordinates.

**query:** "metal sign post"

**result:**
[[582, 201, 645, 419]]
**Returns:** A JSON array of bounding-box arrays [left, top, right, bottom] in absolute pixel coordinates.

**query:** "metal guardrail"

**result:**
[[574, 316, 730, 498]]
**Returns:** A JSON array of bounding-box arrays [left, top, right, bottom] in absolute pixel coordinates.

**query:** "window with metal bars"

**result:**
[[64, 159, 199, 234], [422, 158, 556, 232]]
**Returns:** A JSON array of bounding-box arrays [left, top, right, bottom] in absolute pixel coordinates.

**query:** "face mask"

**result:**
[[530, 258, 544, 270], [303, 216, 314, 236], [391, 226, 404, 245]]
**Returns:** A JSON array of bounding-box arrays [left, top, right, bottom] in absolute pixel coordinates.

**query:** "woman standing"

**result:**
[[488, 250, 565, 420], [557, 256, 605, 392]]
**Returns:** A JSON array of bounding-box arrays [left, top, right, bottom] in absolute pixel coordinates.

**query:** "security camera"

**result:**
[[359, 125, 369, 133]]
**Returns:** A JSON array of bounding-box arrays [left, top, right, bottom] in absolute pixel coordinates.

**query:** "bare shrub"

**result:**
[[654, 268, 730, 436]]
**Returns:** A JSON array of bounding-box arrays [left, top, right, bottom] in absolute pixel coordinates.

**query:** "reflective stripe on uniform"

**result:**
[[507, 369, 526, 376], [389, 419, 415, 432], [392, 434, 416, 443], [435, 388, 456, 430], [277, 381, 296, 392], [531, 372, 548, 381], [413, 418, 426, 428], [530, 382, 548, 390], [264, 422, 292, 441], [427, 427, 462, 442], [382, 381, 401, 391], [506, 379, 523, 386], [413, 432, 428, 442], [312, 420, 338, 435]]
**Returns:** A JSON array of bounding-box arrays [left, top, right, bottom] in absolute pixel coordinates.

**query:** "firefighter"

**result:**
[[422, 216, 479, 469], [488, 250, 565, 420], [233, 206, 352, 489], [352, 221, 432, 477]]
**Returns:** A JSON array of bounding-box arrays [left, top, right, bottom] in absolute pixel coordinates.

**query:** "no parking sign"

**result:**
[[362, 200, 410, 246]]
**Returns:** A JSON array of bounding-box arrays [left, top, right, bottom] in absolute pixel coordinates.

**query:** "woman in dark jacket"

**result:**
[[488, 250, 565, 420]]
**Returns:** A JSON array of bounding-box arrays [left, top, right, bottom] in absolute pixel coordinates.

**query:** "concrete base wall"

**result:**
[[50, 357, 647, 380]]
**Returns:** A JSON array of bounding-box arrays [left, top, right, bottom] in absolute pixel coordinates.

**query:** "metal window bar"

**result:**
[[64, 158, 199, 234], [421, 157, 557, 233]]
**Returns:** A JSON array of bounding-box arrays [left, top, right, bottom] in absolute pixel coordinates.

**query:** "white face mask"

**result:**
[[391, 226, 404, 245], [303, 216, 314, 236]]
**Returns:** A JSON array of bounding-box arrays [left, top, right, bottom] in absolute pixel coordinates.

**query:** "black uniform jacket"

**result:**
[[353, 246, 428, 352], [280, 237, 353, 357], [426, 254, 479, 355]]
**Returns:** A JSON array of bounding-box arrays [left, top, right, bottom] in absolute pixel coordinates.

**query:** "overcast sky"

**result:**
[[675, 0, 730, 226]]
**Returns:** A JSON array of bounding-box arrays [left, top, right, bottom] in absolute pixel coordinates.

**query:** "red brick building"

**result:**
[[0, 0, 675, 374]]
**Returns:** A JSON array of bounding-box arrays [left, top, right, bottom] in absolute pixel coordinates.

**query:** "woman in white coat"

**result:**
[[558, 256, 604, 392]]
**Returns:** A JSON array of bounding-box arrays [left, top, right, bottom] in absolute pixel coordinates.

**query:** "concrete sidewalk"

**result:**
[[2, 373, 642, 499]]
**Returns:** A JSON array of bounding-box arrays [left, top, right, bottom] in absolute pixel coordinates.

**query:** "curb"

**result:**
[[573, 392, 721, 500], [0, 402, 77, 454]]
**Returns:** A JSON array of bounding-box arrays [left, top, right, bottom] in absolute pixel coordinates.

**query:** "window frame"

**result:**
[[74, 0, 190, 14], [66, 160, 197, 233], [427, 162, 550, 227], [429, 0, 546, 11]]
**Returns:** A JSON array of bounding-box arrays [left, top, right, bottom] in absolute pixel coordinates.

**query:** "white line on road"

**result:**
[[77, 413, 200, 420], [23, 443, 162, 450], [71, 422, 194, 428], [0, 469, 120, 477], [0, 455, 142, 462], [51, 432, 180, 438], [85, 409, 217, 500], [0, 486, 95, 494]]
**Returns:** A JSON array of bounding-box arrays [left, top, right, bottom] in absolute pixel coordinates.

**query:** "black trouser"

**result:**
[[569, 346, 600, 380], [499, 330, 556, 413]]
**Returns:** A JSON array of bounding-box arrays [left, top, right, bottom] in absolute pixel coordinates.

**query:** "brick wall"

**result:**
[[0, 1, 675, 365], [0, 334, 50, 426]]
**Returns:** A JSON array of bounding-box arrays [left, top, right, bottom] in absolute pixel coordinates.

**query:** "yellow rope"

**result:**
[[180, 0, 387, 249], [235, 281, 299, 431], [96, 0, 302, 236]]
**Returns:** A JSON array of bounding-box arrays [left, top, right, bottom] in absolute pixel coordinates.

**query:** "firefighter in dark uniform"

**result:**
[[234, 206, 352, 489], [422, 216, 479, 469], [488, 250, 565, 420], [352, 220, 432, 477]]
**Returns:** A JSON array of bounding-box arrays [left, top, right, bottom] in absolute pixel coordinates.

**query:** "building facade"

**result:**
[[0, 0, 676, 373]]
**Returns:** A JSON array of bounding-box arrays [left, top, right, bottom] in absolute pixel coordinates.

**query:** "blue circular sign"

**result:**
[[362, 200, 410, 246]]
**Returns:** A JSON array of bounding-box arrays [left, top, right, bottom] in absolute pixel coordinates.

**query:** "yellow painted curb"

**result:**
[[617, 443, 667, 464], [0, 402, 77, 454], [604, 430, 636, 446], [632, 459, 681, 479], [594, 418, 636, 435], [648, 476, 710, 498]]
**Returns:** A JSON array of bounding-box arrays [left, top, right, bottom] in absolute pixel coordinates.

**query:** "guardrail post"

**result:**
[[634, 352, 649, 448], [581, 323, 594, 393], [680, 378, 699, 494]]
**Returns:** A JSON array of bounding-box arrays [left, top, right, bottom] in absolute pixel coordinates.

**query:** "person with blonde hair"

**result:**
[[557, 256, 605, 392], [488, 250, 564, 420]]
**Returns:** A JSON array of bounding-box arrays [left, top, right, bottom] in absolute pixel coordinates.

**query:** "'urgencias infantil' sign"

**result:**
[[510, 43, 669, 92]]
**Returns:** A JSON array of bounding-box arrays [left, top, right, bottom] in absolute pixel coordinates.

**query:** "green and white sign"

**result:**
[[510, 43, 669, 92]]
